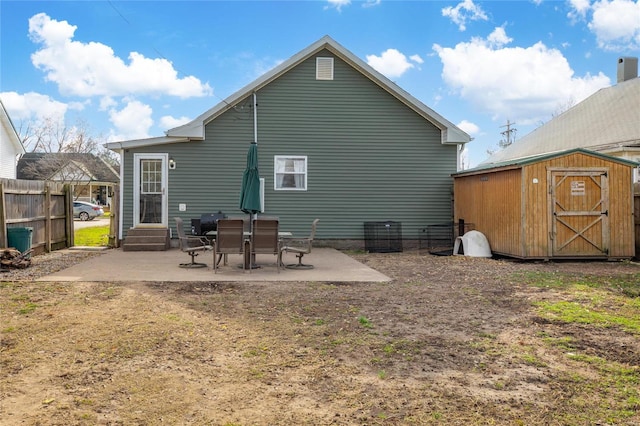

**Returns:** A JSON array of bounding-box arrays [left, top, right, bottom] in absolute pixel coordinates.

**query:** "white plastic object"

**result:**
[[453, 230, 492, 258]]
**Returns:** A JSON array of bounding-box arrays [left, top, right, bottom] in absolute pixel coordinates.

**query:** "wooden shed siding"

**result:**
[[454, 151, 635, 259], [520, 165, 549, 257], [523, 152, 634, 258], [454, 169, 522, 255], [121, 51, 458, 240]]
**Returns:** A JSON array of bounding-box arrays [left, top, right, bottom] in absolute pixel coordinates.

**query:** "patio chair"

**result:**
[[174, 217, 213, 268], [213, 219, 246, 273], [279, 219, 319, 269], [251, 218, 280, 273]]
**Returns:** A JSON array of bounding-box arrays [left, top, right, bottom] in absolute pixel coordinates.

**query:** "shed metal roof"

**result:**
[[454, 148, 639, 177]]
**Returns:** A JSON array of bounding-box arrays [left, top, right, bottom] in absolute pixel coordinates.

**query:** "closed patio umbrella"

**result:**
[[239, 142, 261, 268], [239, 142, 261, 215]]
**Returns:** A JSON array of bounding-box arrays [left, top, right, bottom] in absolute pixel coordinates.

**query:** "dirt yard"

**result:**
[[1, 251, 639, 425]]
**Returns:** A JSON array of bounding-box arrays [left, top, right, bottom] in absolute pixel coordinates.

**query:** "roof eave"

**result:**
[[105, 136, 191, 151], [1, 99, 26, 154]]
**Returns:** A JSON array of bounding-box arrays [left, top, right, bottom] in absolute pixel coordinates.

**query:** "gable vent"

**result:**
[[316, 57, 334, 80]]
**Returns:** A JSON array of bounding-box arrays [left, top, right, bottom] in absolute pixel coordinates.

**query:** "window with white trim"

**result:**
[[274, 156, 307, 190]]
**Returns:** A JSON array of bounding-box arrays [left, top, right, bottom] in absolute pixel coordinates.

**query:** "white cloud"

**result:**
[[442, 0, 488, 31], [457, 120, 480, 136], [410, 54, 424, 64], [568, 0, 592, 22], [325, 0, 378, 10], [0, 91, 68, 123], [99, 97, 117, 111], [160, 115, 191, 130], [325, 0, 351, 12], [366, 49, 420, 79], [28, 13, 213, 99], [363, 0, 381, 8], [433, 27, 611, 126], [108, 100, 153, 141], [589, 0, 640, 50], [487, 26, 512, 47]]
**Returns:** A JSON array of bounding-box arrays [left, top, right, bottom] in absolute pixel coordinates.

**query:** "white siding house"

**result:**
[[0, 99, 25, 179]]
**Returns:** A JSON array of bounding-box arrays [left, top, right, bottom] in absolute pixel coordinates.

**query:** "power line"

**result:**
[[106, 0, 189, 79], [107, 0, 130, 25]]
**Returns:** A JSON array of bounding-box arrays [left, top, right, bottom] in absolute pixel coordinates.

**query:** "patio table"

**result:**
[[206, 231, 292, 269]]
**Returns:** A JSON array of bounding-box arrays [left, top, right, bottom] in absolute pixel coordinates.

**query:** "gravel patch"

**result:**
[[0, 249, 104, 281]]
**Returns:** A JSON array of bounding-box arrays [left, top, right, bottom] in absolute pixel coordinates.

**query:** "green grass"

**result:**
[[535, 299, 640, 333], [516, 271, 640, 334], [74, 225, 109, 247], [516, 269, 640, 423], [515, 270, 640, 297], [358, 316, 373, 328]]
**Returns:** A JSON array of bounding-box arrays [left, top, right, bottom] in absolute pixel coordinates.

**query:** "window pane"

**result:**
[[274, 156, 307, 190]]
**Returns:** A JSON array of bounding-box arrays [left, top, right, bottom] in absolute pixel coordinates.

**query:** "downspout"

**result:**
[[253, 92, 258, 144], [117, 142, 124, 242], [253, 91, 259, 221], [457, 143, 465, 172]]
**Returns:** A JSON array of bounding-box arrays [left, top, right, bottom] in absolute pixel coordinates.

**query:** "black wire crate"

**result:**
[[364, 221, 403, 253], [419, 222, 475, 255]]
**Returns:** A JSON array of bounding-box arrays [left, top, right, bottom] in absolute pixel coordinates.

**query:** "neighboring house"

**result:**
[[17, 153, 119, 206], [0, 98, 25, 179], [106, 36, 470, 247], [483, 57, 640, 181]]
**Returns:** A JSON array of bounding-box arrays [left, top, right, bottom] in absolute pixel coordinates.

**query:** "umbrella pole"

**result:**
[[249, 212, 260, 269]]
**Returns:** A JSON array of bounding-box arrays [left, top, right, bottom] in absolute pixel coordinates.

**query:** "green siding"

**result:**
[[121, 50, 458, 241]]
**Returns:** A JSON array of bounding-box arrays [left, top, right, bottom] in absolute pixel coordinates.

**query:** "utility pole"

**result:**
[[499, 120, 517, 148]]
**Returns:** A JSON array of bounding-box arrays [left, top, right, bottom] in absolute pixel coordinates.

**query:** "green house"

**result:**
[[107, 36, 470, 249]]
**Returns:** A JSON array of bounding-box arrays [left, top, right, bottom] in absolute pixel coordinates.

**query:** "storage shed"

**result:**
[[453, 149, 637, 260]]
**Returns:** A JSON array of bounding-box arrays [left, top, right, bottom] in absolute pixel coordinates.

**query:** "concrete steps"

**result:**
[[122, 228, 170, 251]]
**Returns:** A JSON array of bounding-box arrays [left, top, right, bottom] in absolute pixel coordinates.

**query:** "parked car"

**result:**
[[73, 201, 104, 221]]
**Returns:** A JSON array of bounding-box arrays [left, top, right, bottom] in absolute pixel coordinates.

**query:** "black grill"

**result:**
[[191, 212, 226, 235]]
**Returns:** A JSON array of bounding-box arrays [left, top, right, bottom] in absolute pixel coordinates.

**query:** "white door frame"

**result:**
[[133, 153, 168, 228]]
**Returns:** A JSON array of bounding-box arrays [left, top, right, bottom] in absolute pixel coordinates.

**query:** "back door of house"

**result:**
[[548, 168, 609, 257], [133, 153, 168, 227]]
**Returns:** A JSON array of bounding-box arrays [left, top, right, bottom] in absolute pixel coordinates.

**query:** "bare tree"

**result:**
[[551, 96, 576, 119], [17, 116, 118, 201], [19, 116, 99, 154]]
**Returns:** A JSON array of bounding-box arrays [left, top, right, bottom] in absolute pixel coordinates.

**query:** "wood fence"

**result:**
[[108, 185, 120, 248], [0, 178, 73, 254], [635, 191, 640, 260]]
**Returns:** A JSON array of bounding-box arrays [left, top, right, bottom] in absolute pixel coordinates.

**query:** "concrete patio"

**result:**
[[37, 247, 391, 282]]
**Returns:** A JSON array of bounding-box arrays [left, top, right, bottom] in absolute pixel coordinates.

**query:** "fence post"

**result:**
[[634, 192, 639, 260], [0, 180, 6, 248], [109, 185, 120, 248], [65, 184, 74, 248], [45, 183, 52, 252]]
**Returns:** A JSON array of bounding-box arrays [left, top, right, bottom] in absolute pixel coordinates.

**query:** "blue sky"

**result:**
[[1, 0, 639, 166]]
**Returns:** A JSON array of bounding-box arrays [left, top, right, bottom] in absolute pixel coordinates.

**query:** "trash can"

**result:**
[[7, 227, 33, 255]]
